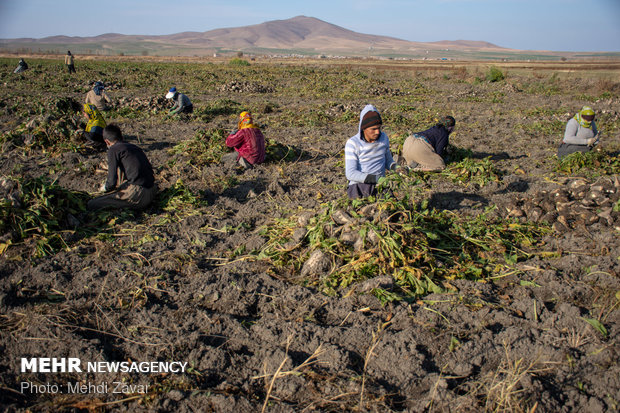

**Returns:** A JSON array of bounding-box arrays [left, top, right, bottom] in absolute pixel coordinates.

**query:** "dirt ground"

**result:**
[[0, 57, 619, 412]]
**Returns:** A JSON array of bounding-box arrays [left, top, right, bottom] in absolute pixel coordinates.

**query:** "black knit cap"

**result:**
[[361, 111, 382, 130], [439, 116, 456, 128]]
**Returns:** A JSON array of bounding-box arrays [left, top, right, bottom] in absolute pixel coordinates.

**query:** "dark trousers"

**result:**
[[87, 182, 156, 210], [85, 130, 104, 144], [84, 129, 105, 151], [347, 183, 377, 199], [222, 151, 252, 169], [557, 143, 590, 159]]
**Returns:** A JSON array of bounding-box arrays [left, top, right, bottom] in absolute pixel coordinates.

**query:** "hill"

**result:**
[[0, 16, 511, 58]]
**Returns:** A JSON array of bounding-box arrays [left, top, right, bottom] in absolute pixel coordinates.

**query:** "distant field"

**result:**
[[2, 42, 620, 61], [3, 52, 620, 77]]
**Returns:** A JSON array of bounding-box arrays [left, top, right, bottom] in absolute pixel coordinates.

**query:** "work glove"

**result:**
[[98, 182, 107, 192], [364, 174, 377, 184], [586, 137, 598, 146]]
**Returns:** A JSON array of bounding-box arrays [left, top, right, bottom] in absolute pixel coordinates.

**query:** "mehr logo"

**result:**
[[21, 358, 82, 373], [21, 358, 188, 373]]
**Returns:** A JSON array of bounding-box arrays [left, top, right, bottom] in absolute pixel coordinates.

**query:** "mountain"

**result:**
[[180, 16, 444, 51], [181, 17, 507, 51], [1, 16, 509, 57]]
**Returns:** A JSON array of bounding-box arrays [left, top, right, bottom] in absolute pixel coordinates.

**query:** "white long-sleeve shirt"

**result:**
[[345, 104, 395, 185], [563, 118, 597, 145]]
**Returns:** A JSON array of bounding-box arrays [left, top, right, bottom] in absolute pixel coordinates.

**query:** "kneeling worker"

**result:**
[[87, 124, 156, 210], [402, 116, 456, 171], [83, 103, 107, 151], [166, 87, 193, 115], [345, 105, 397, 199], [224, 111, 266, 169], [557, 106, 599, 158]]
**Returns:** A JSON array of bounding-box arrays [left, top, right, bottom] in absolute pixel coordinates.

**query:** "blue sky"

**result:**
[[1, 0, 619, 52]]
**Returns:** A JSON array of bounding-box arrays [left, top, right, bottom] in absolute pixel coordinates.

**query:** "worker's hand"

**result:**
[[98, 182, 107, 192], [396, 166, 410, 177], [586, 137, 598, 146], [389, 163, 407, 176], [364, 174, 377, 184], [392, 154, 405, 167]]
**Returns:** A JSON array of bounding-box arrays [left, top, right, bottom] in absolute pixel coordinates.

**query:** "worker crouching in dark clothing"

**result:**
[[14, 58, 28, 73], [87, 124, 156, 210]]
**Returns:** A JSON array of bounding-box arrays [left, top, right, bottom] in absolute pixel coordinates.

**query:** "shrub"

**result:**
[[229, 58, 250, 67], [486, 66, 505, 82]]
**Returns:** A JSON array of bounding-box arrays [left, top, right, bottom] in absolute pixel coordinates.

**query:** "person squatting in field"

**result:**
[[165, 87, 193, 115], [85, 81, 113, 111], [223, 111, 266, 169], [401, 116, 456, 171], [345, 105, 398, 199], [557, 106, 599, 158], [13, 58, 28, 74], [65, 51, 76, 73], [83, 103, 107, 151], [87, 124, 156, 210]]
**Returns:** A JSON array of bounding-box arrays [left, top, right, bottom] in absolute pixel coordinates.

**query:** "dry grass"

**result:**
[[595, 77, 619, 94], [252, 335, 326, 413], [358, 320, 391, 411], [565, 327, 592, 349], [465, 342, 553, 413]]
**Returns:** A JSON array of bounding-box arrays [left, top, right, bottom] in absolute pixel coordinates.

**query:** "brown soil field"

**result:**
[[0, 56, 619, 412]]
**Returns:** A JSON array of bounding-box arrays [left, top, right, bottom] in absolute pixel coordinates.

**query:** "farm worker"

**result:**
[[65, 51, 76, 74], [13, 58, 28, 73], [557, 106, 599, 158], [165, 87, 193, 114], [85, 81, 113, 111], [87, 124, 156, 210], [223, 111, 266, 169], [345, 104, 398, 199], [83, 103, 107, 150], [401, 116, 456, 171]]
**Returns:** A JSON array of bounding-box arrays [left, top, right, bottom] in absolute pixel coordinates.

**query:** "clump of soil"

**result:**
[[117, 96, 169, 111], [218, 80, 275, 94]]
